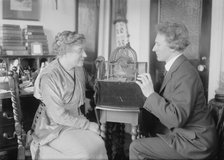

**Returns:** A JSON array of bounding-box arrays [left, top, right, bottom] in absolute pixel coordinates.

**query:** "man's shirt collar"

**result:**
[[165, 54, 182, 71]]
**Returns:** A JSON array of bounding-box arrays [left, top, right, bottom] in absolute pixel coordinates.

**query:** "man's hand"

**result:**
[[136, 73, 154, 97], [88, 122, 100, 135]]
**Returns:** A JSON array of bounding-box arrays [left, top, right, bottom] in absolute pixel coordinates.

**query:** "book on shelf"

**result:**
[[24, 28, 44, 33], [0, 39, 25, 43], [5, 50, 28, 55], [0, 36, 23, 40], [1, 24, 21, 30], [0, 41, 24, 46], [24, 34, 47, 40], [2, 45, 26, 50], [27, 25, 44, 30], [25, 31, 45, 36], [24, 28, 44, 34], [0, 27, 21, 31], [0, 34, 23, 40], [0, 31, 22, 36], [2, 24, 20, 28], [0, 30, 22, 35], [26, 39, 48, 43]]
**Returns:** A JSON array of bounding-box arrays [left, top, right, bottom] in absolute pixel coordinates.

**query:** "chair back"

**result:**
[[8, 67, 25, 160], [25, 101, 45, 152], [30, 102, 45, 133]]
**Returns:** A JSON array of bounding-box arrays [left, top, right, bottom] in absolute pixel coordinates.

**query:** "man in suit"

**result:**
[[129, 22, 217, 159]]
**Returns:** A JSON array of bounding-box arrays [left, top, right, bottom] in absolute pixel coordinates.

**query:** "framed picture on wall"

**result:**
[[2, 0, 40, 21]]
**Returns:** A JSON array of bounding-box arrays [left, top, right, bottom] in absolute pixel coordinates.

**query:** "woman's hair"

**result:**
[[155, 22, 190, 52], [52, 31, 85, 56]]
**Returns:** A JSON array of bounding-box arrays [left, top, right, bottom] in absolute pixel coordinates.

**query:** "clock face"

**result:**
[[115, 21, 129, 47]]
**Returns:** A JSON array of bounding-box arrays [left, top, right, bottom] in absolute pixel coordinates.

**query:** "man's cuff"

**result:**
[[143, 92, 160, 113]]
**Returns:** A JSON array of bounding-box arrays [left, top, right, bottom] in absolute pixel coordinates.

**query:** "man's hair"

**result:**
[[52, 31, 85, 55], [155, 22, 190, 52]]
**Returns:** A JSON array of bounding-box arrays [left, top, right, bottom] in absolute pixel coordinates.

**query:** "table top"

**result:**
[[95, 105, 140, 112], [0, 89, 11, 99], [0, 86, 34, 99]]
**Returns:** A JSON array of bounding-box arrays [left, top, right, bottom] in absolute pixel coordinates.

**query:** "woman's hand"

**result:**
[[136, 73, 154, 97], [88, 122, 100, 135]]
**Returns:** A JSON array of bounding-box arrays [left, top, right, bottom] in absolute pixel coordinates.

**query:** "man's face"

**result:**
[[152, 33, 173, 62]]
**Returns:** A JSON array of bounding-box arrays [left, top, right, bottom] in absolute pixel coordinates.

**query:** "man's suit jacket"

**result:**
[[143, 55, 217, 159]]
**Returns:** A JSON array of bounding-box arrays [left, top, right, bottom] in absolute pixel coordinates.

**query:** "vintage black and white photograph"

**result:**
[[0, 0, 223, 160]]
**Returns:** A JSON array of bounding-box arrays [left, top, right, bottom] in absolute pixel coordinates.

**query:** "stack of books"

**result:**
[[23, 25, 49, 55], [0, 24, 27, 55]]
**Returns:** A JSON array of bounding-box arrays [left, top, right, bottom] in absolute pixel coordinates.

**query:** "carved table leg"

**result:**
[[137, 126, 141, 139], [100, 122, 106, 139], [131, 125, 138, 140]]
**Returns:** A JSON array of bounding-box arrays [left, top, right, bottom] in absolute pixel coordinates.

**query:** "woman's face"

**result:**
[[66, 44, 87, 67]]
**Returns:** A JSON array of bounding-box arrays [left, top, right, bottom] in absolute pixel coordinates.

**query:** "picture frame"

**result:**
[[2, 0, 40, 21], [31, 42, 43, 55]]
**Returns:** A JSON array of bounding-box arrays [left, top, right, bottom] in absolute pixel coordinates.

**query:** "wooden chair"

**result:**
[[8, 67, 44, 160], [24, 102, 45, 160], [8, 67, 26, 160]]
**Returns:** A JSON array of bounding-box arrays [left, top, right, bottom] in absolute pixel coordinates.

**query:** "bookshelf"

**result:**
[[0, 23, 54, 77], [0, 55, 56, 74], [0, 54, 56, 93]]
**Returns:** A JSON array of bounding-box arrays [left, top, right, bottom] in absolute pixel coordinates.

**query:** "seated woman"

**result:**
[[30, 31, 108, 160]]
